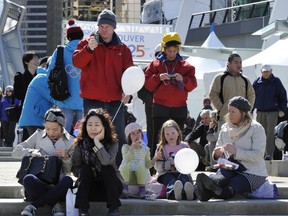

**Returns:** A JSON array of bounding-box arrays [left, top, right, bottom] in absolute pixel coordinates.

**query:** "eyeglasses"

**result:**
[[6, 90, 12, 92]]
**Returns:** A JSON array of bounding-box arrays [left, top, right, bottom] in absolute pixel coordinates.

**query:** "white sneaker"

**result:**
[[184, 182, 194, 200], [21, 204, 37, 216], [52, 202, 65, 216], [174, 180, 183, 201]]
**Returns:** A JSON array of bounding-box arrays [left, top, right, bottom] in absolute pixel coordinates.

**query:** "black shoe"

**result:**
[[79, 209, 90, 216], [106, 207, 119, 216], [199, 173, 222, 196], [195, 173, 214, 201], [264, 155, 272, 160]]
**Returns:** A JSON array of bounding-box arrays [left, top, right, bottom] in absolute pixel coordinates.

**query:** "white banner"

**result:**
[[62, 21, 171, 61]]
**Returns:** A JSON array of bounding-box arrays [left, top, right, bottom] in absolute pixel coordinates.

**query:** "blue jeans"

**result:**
[[83, 99, 126, 167], [157, 172, 193, 200], [60, 107, 83, 134], [219, 169, 251, 194], [23, 174, 73, 208]]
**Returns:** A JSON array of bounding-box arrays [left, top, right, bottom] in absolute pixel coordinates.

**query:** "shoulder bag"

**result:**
[[16, 155, 62, 185]]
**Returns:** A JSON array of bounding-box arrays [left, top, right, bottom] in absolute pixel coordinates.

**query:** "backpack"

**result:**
[[48, 46, 70, 101], [274, 121, 288, 151]]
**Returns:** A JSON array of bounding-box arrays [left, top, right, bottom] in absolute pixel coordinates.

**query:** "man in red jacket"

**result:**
[[73, 9, 133, 167]]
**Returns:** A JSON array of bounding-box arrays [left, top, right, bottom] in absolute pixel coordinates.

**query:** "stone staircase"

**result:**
[[0, 147, 21, 162], [0, 157, 288, 215]]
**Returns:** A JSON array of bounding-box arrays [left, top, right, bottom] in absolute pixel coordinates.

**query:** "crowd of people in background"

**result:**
[[0, 8, 285, 216]]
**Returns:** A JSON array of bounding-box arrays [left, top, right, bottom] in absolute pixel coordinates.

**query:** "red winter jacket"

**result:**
[[73, 33, 133, 102], [145, 58, 197, 107]]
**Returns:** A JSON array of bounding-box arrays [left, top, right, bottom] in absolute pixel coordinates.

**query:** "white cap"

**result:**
[[261, 64, 272, 72], [154, 43, 162, 54]]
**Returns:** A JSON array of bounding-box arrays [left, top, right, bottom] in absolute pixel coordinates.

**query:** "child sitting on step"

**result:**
[[119, 122, 155, 198], [154, 119, 194, 201]]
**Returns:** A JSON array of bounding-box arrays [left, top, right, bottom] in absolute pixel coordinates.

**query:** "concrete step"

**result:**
[[1, 179, 288, 199], [0, 147, 21, 162], [0, 198, 287, 215]]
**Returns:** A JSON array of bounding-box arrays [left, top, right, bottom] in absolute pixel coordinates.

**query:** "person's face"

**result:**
[[201, 114, 211, 126], [164, 126, 179, 145], [86, 116, 104, 139], [228, 57, 242, 75], [261, 70, 272, 79], [27, 55, 40, 72], [228, 105, 242, 125], [6, 90, 12, 96], [164, 46, 179, 61], [98, 24, 115, 42], [130, 129, 142, 143], [45, 121, 62, 140]]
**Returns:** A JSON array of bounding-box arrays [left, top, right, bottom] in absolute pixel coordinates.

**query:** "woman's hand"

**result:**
[[223, 144, 236, 156], [213, 146, 224, 159], [93, 129, 104, 150], [94, 129, 104, 141], [54, 149, 69, 159]]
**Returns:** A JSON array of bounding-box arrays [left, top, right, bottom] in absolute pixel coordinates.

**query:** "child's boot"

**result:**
[[121, 184, 129, 199], [139, 186, 146, 199]]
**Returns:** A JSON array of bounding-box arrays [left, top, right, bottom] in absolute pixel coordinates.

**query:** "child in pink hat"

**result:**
[[119, 122, 153, 198]]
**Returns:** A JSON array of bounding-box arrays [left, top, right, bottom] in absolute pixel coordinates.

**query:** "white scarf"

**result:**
[[227, 120, 251, 141]]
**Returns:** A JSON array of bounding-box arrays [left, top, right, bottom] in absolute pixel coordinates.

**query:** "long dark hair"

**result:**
[[75, 108, 118, 146]]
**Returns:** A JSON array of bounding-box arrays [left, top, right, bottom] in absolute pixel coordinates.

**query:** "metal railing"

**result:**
[[188, 0, 274, 29]]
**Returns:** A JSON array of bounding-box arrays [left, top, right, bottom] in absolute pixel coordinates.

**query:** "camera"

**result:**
[[168, 74, 176, 79]]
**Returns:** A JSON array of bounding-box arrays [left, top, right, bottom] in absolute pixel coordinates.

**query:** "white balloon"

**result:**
[[174, 148, 199, 174], [121, 66, 145, 95]]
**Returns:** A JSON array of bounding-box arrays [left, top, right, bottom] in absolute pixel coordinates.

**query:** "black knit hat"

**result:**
[[97, 9, 116, 28], [229, 96, 251, 112]]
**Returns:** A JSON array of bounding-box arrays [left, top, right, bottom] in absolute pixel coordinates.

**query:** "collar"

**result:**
[[156, 52, 183, 61], [98, 32, 122, 47]]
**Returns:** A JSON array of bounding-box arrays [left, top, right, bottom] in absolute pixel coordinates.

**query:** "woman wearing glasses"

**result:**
[[12, 107, 74, 216]]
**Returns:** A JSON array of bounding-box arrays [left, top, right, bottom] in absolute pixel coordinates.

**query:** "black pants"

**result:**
[[145, 104, 153, 153], [75, 165, 122, 211], [1, 120, 16, 147], [152, 105, 187, 157]]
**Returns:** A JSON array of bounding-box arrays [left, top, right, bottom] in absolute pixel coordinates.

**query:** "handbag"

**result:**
[[66, 187, 78, 216], [16, 155, 62, 185], [5, 104, 22, 122]]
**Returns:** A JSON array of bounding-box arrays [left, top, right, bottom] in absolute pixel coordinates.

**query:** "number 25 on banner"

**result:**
[[128, 45, 145, 58]]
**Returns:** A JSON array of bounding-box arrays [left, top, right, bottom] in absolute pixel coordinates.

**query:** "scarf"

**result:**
[[226, 120, 251, 141], [80, 138, 102, 173]]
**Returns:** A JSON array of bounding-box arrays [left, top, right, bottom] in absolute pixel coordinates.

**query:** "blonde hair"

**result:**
[[157, 119, 182, 149]]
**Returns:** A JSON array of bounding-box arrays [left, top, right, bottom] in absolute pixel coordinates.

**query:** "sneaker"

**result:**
[[79, 209, 90, 216], [184, 182, 194, 200], [21, 204, 37, 216], [106, 207, 120, 216], [174, 180, 183, 201], [51, 202, 65, 216], [265, 155, 272, 160]]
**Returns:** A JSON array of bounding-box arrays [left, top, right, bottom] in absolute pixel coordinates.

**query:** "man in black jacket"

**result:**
[[184, 109, 211, 171]]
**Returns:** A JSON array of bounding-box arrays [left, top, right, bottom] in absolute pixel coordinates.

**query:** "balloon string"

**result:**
[[111, 101, 123, 124]]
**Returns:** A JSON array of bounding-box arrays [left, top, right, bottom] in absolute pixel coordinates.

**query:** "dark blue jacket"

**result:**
[[253, 74, 287, 112]]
